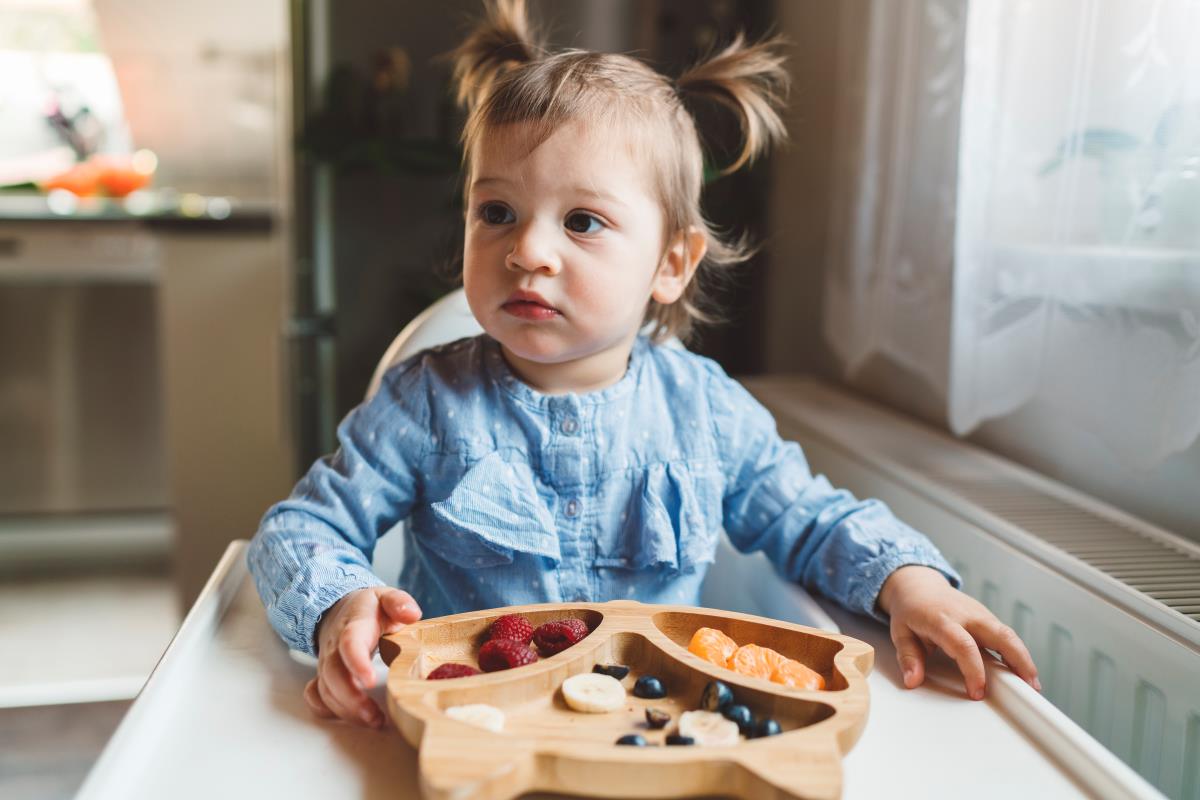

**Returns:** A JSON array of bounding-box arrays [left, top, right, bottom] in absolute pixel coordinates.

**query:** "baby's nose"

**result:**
[[506, 221, 561, 274]]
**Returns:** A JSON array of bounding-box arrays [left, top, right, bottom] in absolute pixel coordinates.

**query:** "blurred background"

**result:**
[[0, 1, 1196, 797]]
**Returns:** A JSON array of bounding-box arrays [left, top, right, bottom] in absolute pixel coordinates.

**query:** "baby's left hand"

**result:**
[[877, 565, 1040, 700]]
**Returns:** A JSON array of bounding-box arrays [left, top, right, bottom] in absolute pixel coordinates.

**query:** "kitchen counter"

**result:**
[[0, 192, 274, 233], [77, 541, 1162, 799]]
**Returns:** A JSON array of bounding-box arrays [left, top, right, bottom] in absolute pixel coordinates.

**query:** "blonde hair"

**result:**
[[451, 0, 789, 343]]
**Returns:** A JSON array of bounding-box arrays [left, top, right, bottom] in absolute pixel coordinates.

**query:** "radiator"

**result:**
[[745, 376, 1200, 800]]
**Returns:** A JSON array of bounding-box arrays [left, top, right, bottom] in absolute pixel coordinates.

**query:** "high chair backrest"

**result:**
[[365, 288, 483, 402]]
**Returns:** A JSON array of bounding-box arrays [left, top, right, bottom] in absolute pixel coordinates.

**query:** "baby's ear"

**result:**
[[651, 226, 707, 305]]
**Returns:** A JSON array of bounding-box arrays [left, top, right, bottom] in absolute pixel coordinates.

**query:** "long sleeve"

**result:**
[[710, 371, 960, 620], [247, 362, 429, 655]]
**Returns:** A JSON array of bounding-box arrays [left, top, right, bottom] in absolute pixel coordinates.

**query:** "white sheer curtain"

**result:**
[[825, 0, 1200, 472], [824, 0, 966, 402]]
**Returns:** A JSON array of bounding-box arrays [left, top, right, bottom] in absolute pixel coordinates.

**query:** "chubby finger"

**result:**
[[316, 666, 358, 724], [339, 617, 382, 689], [930, 623, 987, 700], [891, 625, 927, 689], [304, 678, 336, 719], [380, 589, 422, 629], [968, 619, 1041, 692], [320, 654, 381, 727]]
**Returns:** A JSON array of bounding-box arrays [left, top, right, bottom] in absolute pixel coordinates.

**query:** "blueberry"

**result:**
[[644, 708, 671, 729], [633, 675, 666, 699], [753, 717, 782, 738], [593, 664, 631, 680], [723, 703, 754, 735], [700, 680, 734, 712], [665, 734, 695, 746], [616, 733, 647, 746]]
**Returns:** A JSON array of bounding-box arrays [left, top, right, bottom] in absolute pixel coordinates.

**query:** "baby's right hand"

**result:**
[[304, 586, 422, 728]]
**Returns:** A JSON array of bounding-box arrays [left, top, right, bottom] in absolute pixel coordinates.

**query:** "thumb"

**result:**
[[379, 588, 422, 632]]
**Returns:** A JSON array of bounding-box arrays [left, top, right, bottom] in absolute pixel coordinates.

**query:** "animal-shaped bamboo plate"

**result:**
[[379, 600, 873, 800]]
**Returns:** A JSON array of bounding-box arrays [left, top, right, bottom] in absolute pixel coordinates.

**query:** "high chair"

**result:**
[[365, 288, 837, 631]]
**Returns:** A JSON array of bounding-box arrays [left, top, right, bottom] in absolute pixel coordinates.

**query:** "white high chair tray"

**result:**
[[77, 540, 1160, 800]]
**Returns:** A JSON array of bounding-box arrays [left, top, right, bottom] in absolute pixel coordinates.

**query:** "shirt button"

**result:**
[[560, 417, 579, 435], [564, 499, 581, 518]]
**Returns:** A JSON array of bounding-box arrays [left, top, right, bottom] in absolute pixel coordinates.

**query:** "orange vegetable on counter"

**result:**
[[39, 152, 156, 198]]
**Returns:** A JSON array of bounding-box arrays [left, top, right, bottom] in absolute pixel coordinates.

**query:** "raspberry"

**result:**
[[478, 638, 538, 672], [487, 614, 534, 645], [427, 663, 481, 680], [532, 618, 589, 656], [560, 618, 589, 639]]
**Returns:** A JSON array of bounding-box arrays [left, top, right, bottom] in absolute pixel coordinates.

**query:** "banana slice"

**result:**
[[444, 703, 505, 733], [561, 672, 627, 713], [678, 710, 740, 746]]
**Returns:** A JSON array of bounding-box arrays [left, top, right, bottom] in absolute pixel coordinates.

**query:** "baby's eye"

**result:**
[[479, 202, 514, 225], [565, 211, 604, 234]]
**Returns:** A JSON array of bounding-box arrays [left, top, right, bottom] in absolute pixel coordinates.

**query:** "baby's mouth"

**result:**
[[502, 298, 560, 321], [502, 290, 560, 320]]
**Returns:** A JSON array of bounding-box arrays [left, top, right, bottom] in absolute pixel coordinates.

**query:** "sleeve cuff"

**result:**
[[270, 562, 385, 656]]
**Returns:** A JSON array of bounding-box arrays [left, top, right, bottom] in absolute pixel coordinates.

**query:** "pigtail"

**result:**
[[450, 0, 545, 111], [674, 33, 790, 175]]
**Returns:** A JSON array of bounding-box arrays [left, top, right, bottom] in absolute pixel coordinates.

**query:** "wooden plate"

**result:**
[[380, 600, 873, 800]]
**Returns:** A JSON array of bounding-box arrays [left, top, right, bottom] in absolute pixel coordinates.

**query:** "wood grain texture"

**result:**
[[381, 600, 873, 800]]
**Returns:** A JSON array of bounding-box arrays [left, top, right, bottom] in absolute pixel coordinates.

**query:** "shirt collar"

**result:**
[[483, 334, 649, 408]]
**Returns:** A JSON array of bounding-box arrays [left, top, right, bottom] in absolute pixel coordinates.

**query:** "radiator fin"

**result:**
[[1184, 714, 1199, 800], [1046, 624, 1074, 709], [1085, 651, 1116, 747], [1133, 681, 1166, 784]]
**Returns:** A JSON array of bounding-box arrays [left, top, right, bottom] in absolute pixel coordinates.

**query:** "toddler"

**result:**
[[248, 0, 1038, 729]]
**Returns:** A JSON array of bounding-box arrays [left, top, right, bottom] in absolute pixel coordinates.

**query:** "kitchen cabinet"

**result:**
[[0, 197, 293, 604]]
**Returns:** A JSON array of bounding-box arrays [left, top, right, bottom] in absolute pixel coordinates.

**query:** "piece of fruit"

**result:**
[[444, 703, 505, 733], [752, 717, 783, 738], [644, 708, 671, 729], [559, 617, 590, 638], [665, 734, 695, 746], [616, 734, 647, 746], [427, 663, 481, 680], [700, 680, 734, 712], [533, 619, 589, 655], [727, 643, 785, 680], [723, 704, 754, 735], [40, 161, 102, 197], [94, 156, 153, 197], [593, 664, 630, 680], [688, 627, 737, 666], [678, 710, 740, 746], [478, 638, 537, 672], [632, 675, 666, 699], [488, 613, 534, 645], [562, 673, 626, 713], [771, 658, 826, 690]]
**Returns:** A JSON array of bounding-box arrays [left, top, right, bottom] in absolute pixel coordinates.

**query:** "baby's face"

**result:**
[[463, 119, 674, 391]]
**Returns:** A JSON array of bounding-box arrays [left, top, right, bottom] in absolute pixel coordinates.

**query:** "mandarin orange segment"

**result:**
[[771, 658, 826, 690], [726, 643, 776, 680], [688, 627, 737, 667]]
